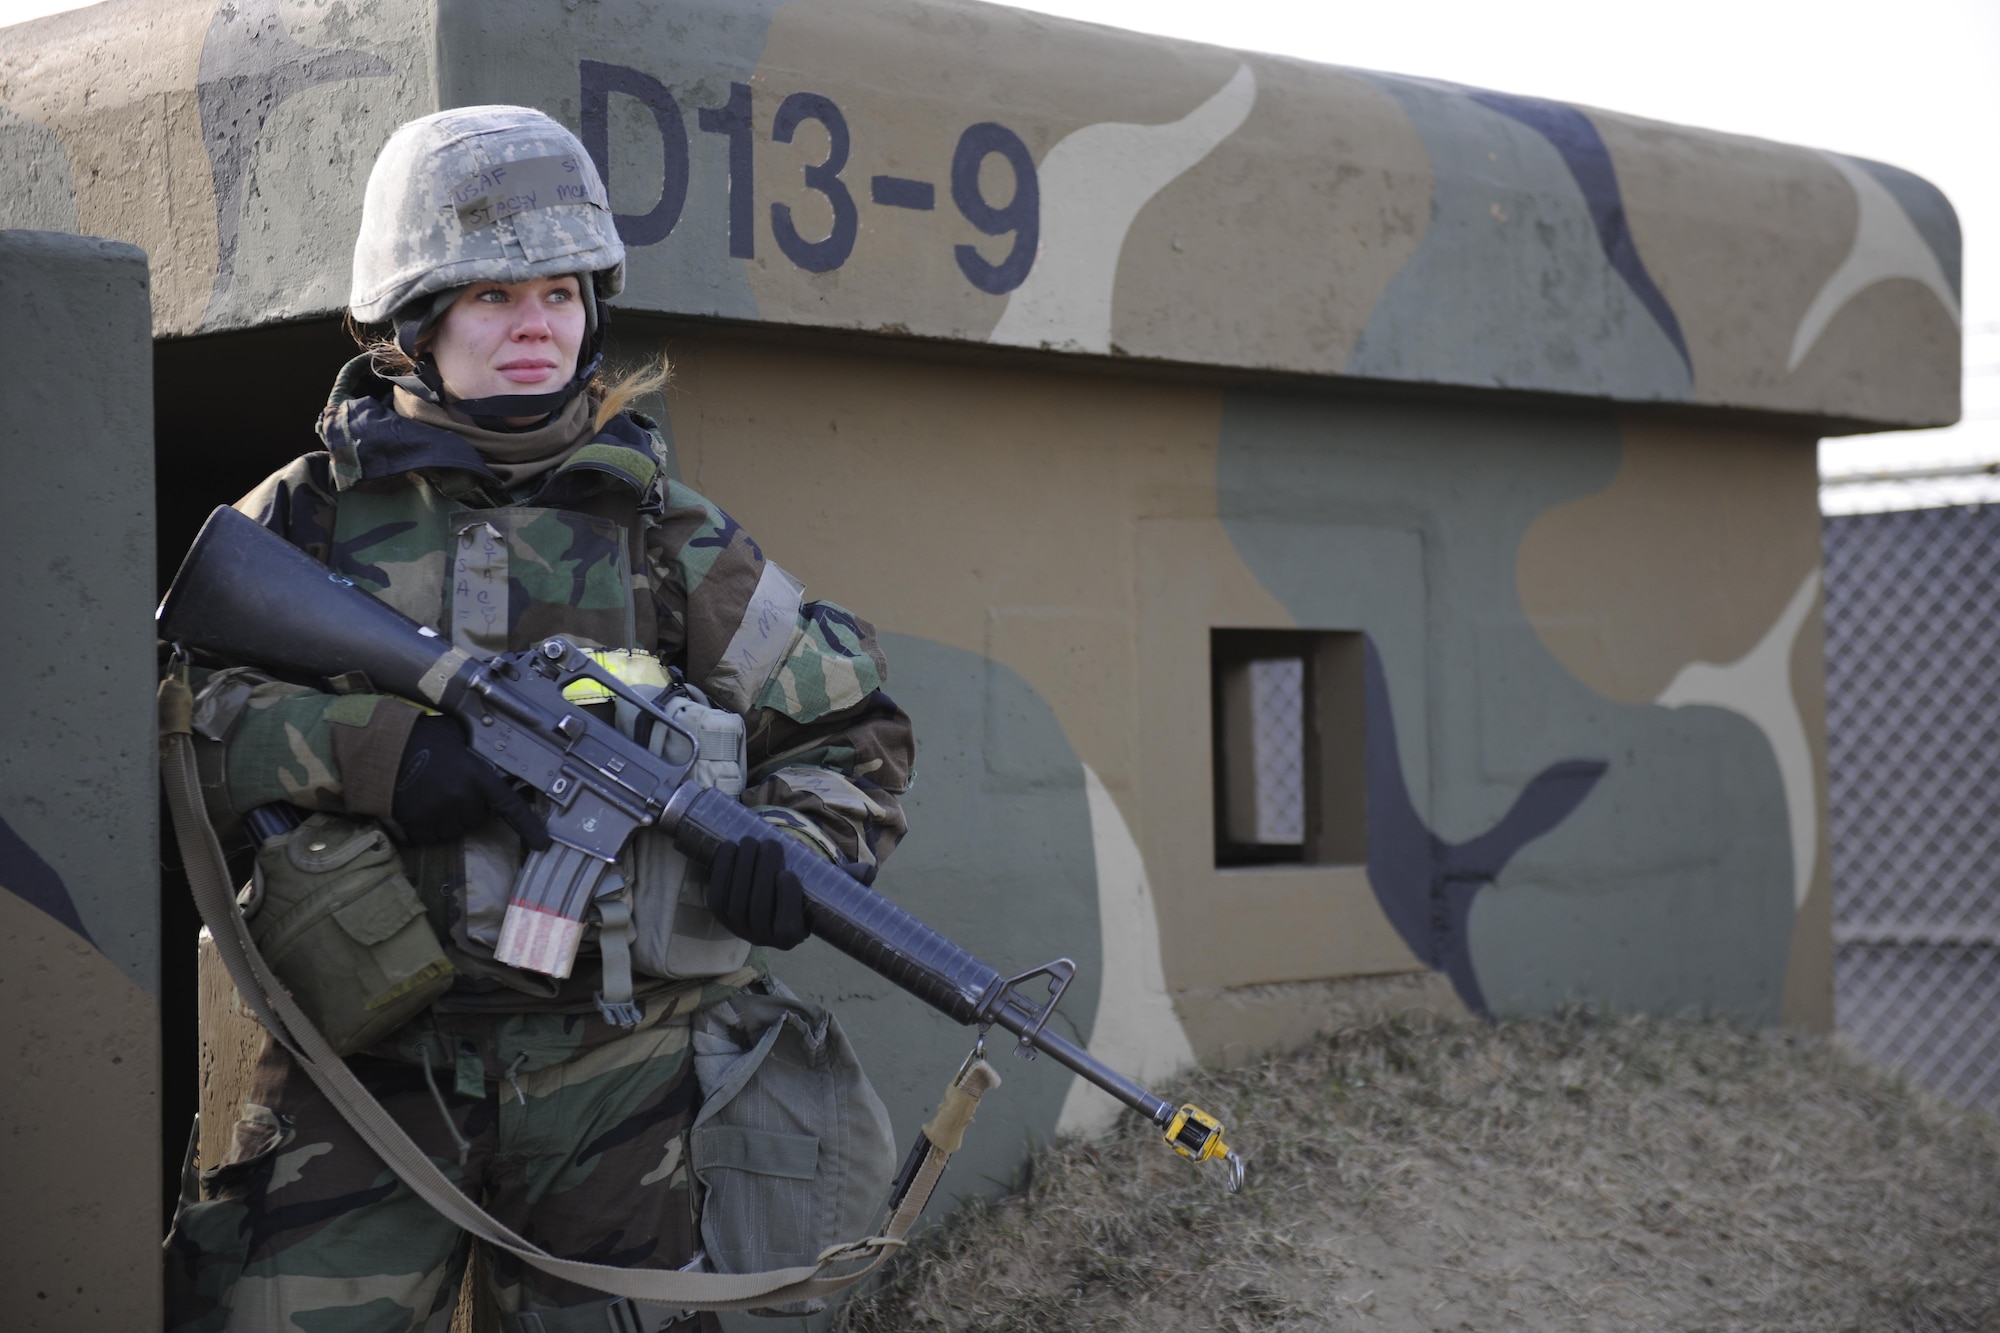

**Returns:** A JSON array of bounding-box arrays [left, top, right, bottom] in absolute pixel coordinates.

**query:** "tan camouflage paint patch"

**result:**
[[1111, 56, 1429, 371], [0, 888, 161, 1329], [666, 335, 1225, 803], [1786, 278, 1964, 430], [0, 0, 219, 331], [197, 937, 268, 1176], [2, 0, 435, 335], [1515, 417, 1823, 705]]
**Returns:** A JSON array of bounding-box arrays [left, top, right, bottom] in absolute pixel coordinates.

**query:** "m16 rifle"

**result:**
[[161, 504, 1244, 1190]]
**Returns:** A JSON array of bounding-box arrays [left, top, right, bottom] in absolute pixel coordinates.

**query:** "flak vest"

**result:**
[[326, 453, 754, 1008]]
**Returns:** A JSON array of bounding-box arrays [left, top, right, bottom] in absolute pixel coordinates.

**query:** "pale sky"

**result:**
[[6, 0, 1994, 507]]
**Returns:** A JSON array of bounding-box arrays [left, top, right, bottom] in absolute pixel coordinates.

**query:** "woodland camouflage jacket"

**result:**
[[189, 358, 913, 1000]]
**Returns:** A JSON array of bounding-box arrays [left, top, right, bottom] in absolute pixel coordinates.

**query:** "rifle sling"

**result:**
[[158, 674, 977, 1314]]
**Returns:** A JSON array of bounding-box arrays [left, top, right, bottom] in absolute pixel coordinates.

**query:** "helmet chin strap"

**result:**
[[384, 276, 610, 429]]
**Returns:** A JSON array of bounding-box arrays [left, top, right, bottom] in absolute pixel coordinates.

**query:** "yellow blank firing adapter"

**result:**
[[1165, 1103, 1246, 1192]]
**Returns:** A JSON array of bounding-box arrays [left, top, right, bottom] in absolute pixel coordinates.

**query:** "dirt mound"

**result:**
[[839, 1010, 2000, 1332]]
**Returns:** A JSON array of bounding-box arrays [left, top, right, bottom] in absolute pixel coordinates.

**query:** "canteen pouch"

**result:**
[[690, 977, 896, 1314], [245, 813, 456, 1054]]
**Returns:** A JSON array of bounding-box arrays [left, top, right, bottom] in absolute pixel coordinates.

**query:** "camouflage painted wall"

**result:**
[[0, 0, 1961, 428], [0, 0, 1889, 1231], [631, 327, 1830, 1187], [0, 230, 160, 1329]]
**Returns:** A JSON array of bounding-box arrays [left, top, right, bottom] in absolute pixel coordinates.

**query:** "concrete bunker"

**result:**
[[0, 0, 1962, 1323]]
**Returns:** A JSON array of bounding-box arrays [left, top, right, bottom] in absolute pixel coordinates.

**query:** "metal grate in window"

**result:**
[[1248, 657, 1305, 845]]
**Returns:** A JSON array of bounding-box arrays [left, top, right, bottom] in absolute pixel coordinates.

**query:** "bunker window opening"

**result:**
[[1210, 629, 1365, 869]]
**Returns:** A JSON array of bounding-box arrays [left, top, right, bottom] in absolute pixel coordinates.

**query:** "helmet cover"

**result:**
[[349, 105, 625, 324]]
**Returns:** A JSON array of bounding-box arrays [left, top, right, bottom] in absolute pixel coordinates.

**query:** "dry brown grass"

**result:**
[[838, 1009, 2000, 1332]]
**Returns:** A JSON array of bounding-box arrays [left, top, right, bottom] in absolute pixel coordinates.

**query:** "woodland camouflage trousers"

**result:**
[[164, 977, 748, 1333]]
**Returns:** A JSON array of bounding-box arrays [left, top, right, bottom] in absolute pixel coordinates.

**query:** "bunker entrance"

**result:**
[[152, 317, 357, 1221], [154, 319, 359, 593]]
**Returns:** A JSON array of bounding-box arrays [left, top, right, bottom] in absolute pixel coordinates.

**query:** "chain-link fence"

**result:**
[[1823, 502, 2000, 1116]]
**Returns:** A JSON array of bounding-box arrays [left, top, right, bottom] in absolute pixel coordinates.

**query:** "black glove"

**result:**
[[391, 715, 551, 850], [706, 833, 810, 950]]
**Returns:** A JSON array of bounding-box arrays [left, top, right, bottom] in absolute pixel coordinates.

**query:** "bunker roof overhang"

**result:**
[[0, 0, 1962, 435]]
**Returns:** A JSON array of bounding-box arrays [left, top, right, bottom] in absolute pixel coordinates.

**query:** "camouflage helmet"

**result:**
[[349, 105, 625, 325]]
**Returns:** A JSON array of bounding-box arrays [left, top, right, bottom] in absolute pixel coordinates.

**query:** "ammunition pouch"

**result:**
[[243, 813, 456, 1055], [592, 682, 752, 1016]]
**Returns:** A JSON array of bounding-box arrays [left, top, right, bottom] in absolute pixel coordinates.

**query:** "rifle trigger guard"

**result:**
[[973, 958, 1077, 1061]]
